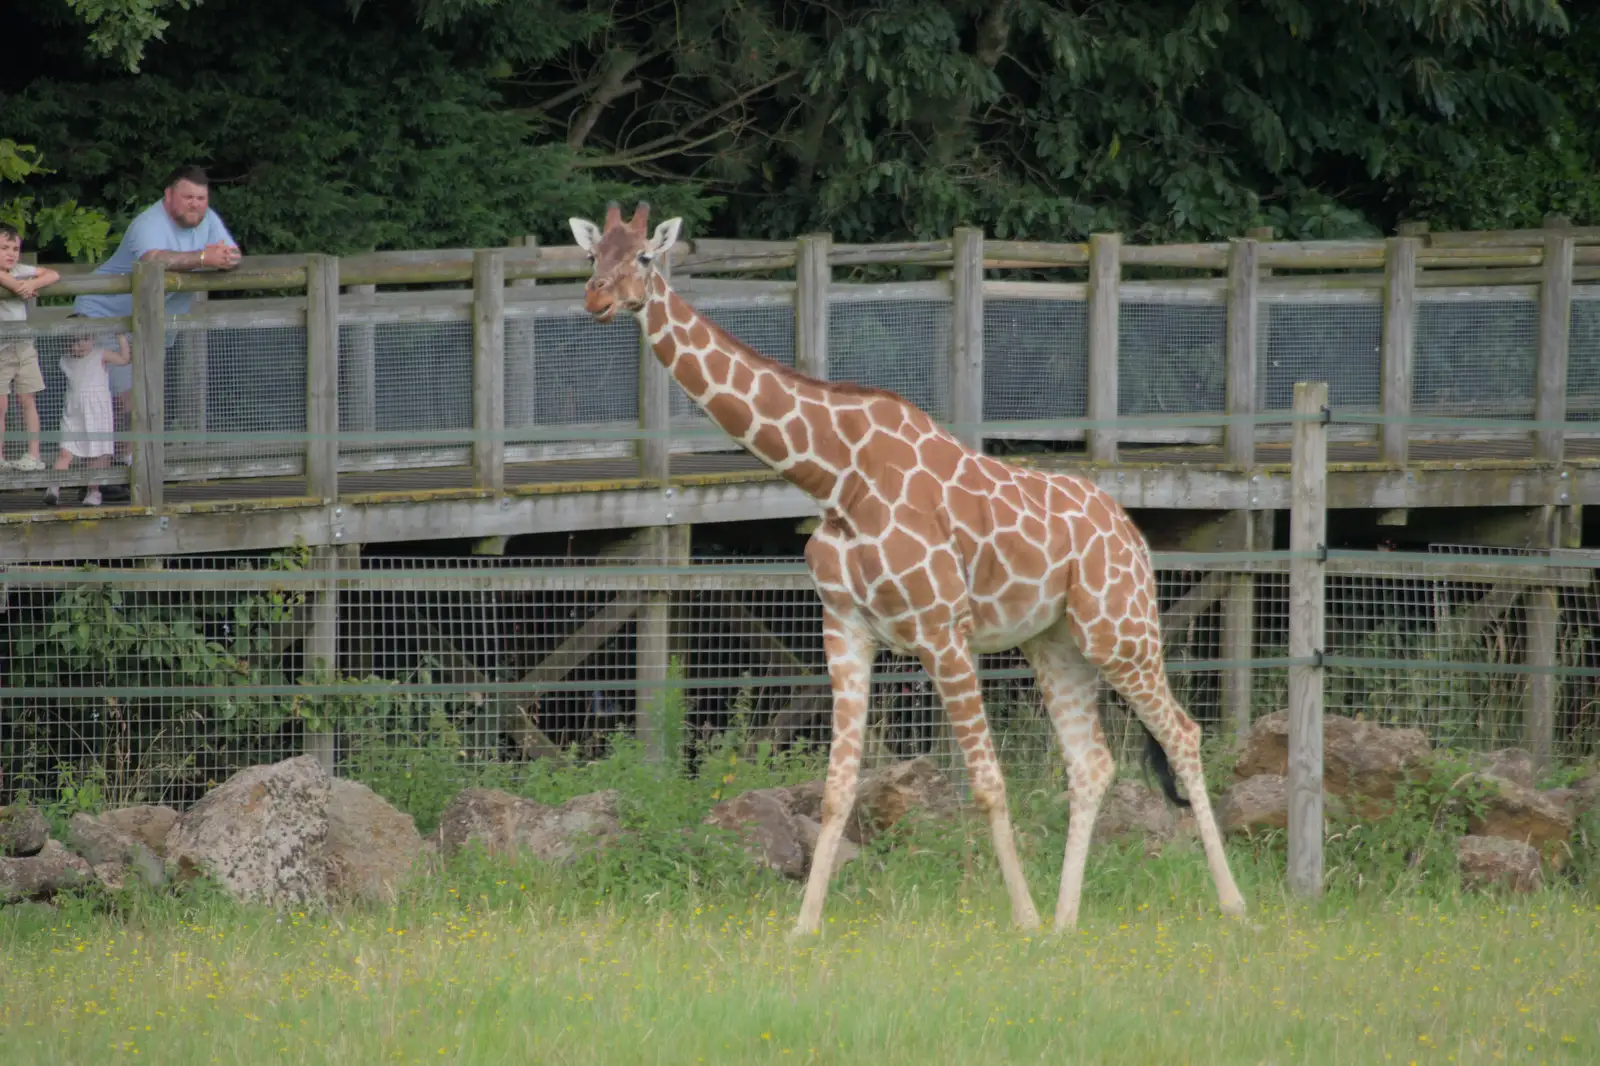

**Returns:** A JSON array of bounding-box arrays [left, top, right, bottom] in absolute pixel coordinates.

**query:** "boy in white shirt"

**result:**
[[0, 224, 62, 471]]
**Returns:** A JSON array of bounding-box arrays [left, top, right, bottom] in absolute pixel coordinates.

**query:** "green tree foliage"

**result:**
[[0, 141, 110, 262], [7, 0, 1590, 256]]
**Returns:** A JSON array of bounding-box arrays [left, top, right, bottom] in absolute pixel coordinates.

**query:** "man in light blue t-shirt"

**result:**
[[74, 165, 242, 477]]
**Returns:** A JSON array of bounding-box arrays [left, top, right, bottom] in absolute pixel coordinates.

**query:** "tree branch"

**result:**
[[581, 69, 801, 167], [567, 49, 644, 150]]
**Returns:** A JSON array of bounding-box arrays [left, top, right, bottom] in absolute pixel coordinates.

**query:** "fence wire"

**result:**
[[1257, 298, 1383, 414], [3, 551, 1592, 809], [828, 294, 952, 421], [1117, 296, 1226, 420], [1414, 292, 1539, 421], [167, 324, 309, 472], [1568, 289, 1600, 423], [982, 298, 1089, 426]]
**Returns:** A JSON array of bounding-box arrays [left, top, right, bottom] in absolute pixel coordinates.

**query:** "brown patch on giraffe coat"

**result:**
[[1008, 539, 1048, 580], [837, 470, 871, 512], [808, 405, 851, 467], [848, 490, 892, 538], [752, 423, 789, 464], [871, 580, 911, 618], [880, 528, 924, 574], [973, 540, 1009, 594], [990, 497, 1020, 531], [786, 459, 836, 499], [1019, 514, 1047, 545], [753, 374, 796, 419], [929, 549, 966, 603], [949, 522, 979, 564], [673, 353, 708, 397], [703, 349, 732, 387], [1084, 494, 1114, 532], [706, 393, 753, 439], [946, 485, 992, 538], [645, 298, 671, 336], [904, 470, 942, 515], [870, 399, 905, 433], [731, 362, 756, 394], [804, 536, 843, 585], [918, 436, 964, 480], [954, 458, 990, 493], [687, 318, 712, 350], [835, 407, 871, 444], [848, 542, 885, 589], [783, 414, 810, 453], [1080, 535, 1108, 587]]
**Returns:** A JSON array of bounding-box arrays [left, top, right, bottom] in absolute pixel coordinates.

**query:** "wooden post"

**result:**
[[505, 236, 539, 441], [1288, 380, 1328, 898], [305, 255, 340, 502], [1534, 229, 1574, 463], [1224, 237, 1259, 467], [472, 249, 506, 492], [305, 542, 356, 774], [1381, 237, 1419, 466], [1524, 586, 1558, 770], [129, 260, 167, 510], [795, 233, 831, 381], [639, 257, 673, 483], [949, 226, 985, 448], [342, 284, 377, 451], [1087, 233, 1121, 463], [631, 524, 691, 763]]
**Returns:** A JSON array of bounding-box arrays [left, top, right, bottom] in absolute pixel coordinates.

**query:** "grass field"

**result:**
[[3, 845, 1598, 1066]]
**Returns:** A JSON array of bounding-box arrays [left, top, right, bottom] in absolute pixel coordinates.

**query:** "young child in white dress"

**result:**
[[45, 322, 131, 507]]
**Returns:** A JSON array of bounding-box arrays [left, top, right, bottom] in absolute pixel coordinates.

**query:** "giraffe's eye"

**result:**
[[638, 251, 654, 265]]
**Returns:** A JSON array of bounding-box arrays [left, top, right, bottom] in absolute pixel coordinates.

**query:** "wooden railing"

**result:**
[[3, 219, 1598, 504]]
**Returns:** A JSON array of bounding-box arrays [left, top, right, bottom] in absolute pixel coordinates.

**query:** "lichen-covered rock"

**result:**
[[164, 755, 331, 907], [1457, 835, 1542, 893], [0, 806, 49, 858], [97, 806, 179, 857], [1217, 774, 1289, 834], [323, 779, 423, 903], [66, 813, 165, 888], [1465, 774, 1572, 859], [706, 789, 808, 879], [1235, 711, 1429, 816], [1468, 749, 1537, 789], [794, 815, 861, 877], [781, 757, 958, 845], [0, 840, 93, 903], [1090, 779, 1183, 847], [438, 788, 621, 865]]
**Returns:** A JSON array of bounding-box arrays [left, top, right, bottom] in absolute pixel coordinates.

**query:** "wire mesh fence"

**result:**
[[338, 317, 473, 467], [1568, 288, 1600, 423], [1414, 290, 1540, 422], [3, 550, 1594, 810], [982, 296, 1089, 428], [828, 290, 952, 421], [166, 323, 309, 473], [1256, 295, 1384, 415], [1117, 292, 1226, 422]]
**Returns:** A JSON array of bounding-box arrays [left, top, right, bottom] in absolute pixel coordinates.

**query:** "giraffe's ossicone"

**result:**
[[571, 202, 1246, 935]]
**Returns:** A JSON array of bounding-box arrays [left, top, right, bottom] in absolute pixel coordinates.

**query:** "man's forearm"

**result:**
[[139, 249, 210, 272]]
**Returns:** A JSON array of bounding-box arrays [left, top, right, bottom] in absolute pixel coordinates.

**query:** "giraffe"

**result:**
[[570, 202, 1246, 935]]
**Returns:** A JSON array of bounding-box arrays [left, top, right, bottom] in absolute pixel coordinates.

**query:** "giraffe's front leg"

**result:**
[[918, 633, 1041, 932], [791, 608, 876, 938]]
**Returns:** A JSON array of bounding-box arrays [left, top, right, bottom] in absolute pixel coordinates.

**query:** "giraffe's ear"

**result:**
[[569, 218, 602, 253], [647, 218, 682, 257]]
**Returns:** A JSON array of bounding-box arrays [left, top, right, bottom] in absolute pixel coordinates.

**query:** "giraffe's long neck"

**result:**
[[637, 272, 843, 503]]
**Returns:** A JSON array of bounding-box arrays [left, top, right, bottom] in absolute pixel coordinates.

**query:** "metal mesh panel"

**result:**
[[1257, 299, 1383, 412], [340, 319, 472, 464], [4, 551, 1595, 810], [982, 299, 1088, 424], [1414, 295, 1538, 418], [828, 296, 951, 420], [1567, 290, 1600, 423], [501, 310, 639, 439], [167, 325, 308, 471], [669, 299, 797, 427], [0, 328, 71, 466], [1117, 298, 1225, 416]]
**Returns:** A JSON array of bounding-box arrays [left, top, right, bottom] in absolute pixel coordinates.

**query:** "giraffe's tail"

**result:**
[[1142, 725, 1192, 809]]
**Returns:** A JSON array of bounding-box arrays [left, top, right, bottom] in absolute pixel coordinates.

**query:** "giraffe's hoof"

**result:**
[[787, 923, 821, 943], [1014, 909, 1042, 933], [1220, 894, 1248, 919]]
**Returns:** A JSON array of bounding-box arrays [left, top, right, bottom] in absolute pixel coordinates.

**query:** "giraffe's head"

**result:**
[[568, 201, 682, 323]]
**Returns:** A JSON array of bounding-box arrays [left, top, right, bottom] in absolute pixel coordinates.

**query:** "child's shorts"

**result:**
[[0, 342, 44, 395]]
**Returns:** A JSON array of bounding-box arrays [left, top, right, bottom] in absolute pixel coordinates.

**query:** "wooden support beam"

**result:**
[[1534, 231, 1574, 463], [629, 524, 691, 762], [1381, 237, 1419, 467], [949, 226, 985, 449], [305, 255, 340, 502], [1224, 237, 1259, 468], [725, 603, 829, 747], [1087, 233, 1122, 463], [1524, 586, 1558, 770], [303, 542, 355, 774], [129, 260, 167, 510], [795, 234, 830, 381], [418, 621, 562, 761], [1288, 380, 1328, 898], [505, 236, 539, 439], [341, 284, 378, 446], [472, 249, 506, 492]]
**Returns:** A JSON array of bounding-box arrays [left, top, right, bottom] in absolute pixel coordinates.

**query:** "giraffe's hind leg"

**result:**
[[917, 632, 1041, 932], [1065, 570, 1247, 920], [1021, 624, 1112, 932]]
